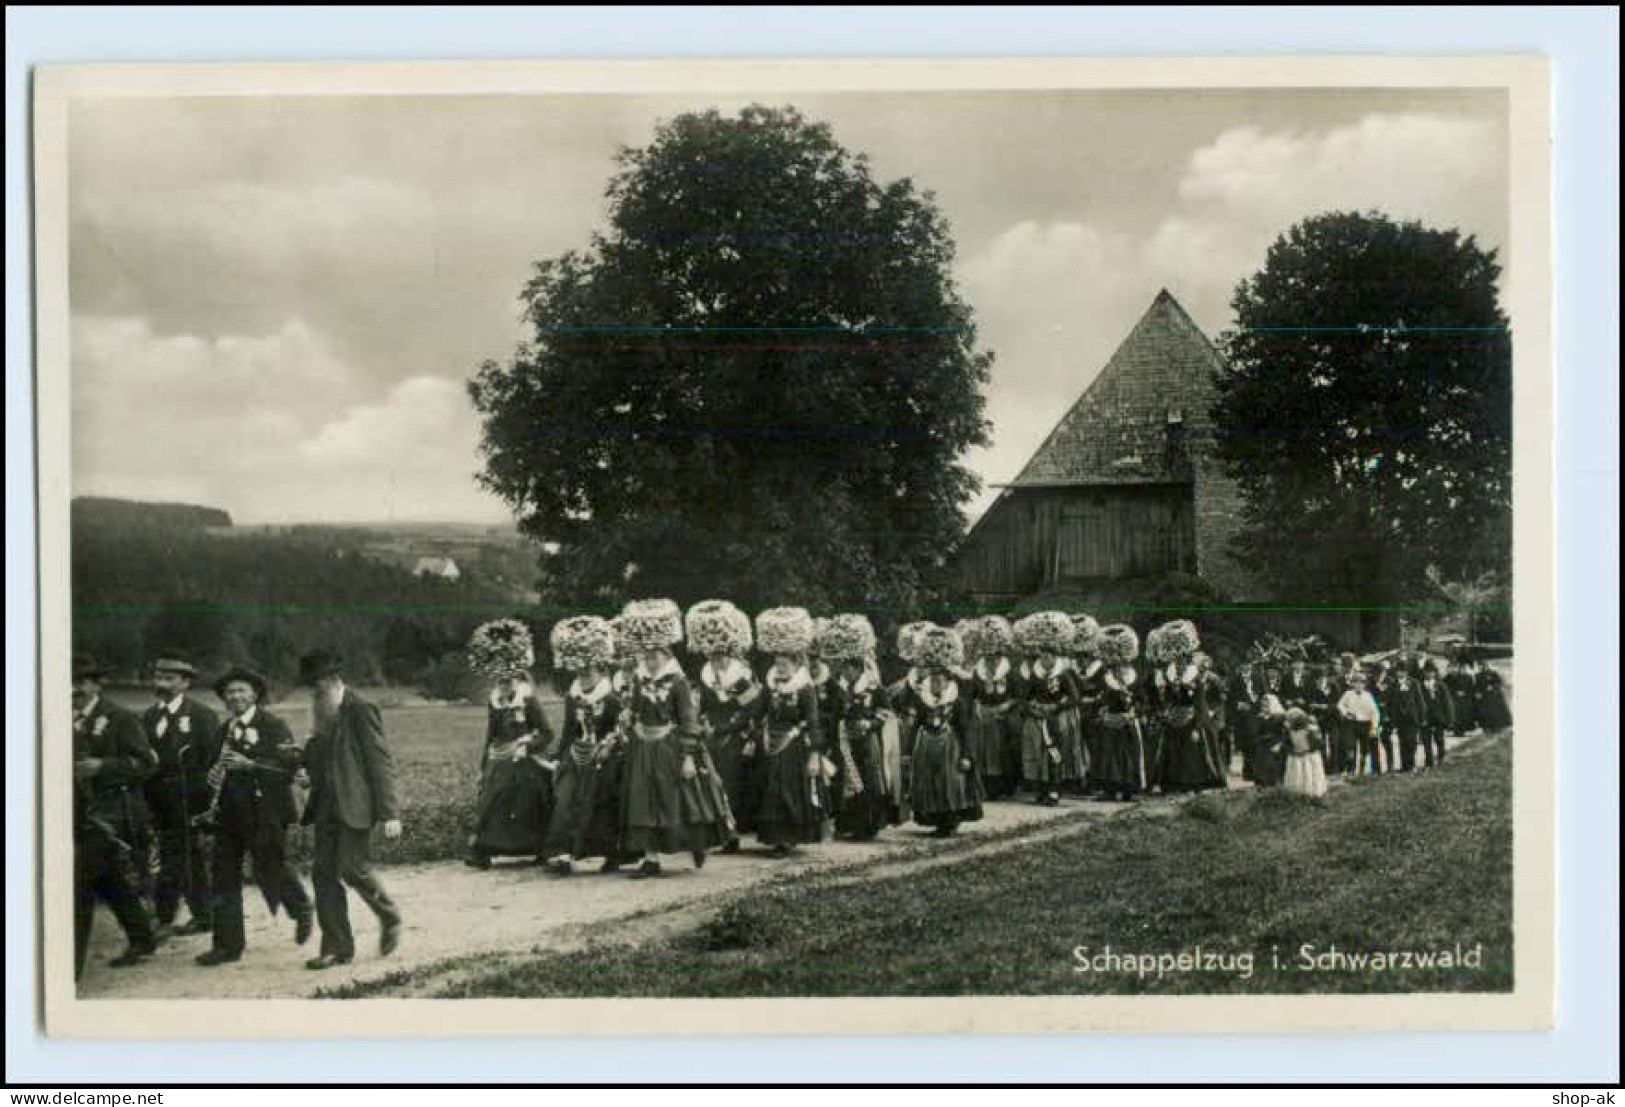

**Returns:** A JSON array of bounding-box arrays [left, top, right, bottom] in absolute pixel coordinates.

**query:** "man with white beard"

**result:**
[[297, 649, 403, 970]]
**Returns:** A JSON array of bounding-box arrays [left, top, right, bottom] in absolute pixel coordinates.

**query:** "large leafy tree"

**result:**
[[1212, 211, 1512, 608], [470, 105, 992, 612]]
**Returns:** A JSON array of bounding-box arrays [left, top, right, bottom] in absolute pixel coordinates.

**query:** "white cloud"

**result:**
[[71, 314, 507, 523], [71, 315, 365, 423], [300, 376, 474, 465]]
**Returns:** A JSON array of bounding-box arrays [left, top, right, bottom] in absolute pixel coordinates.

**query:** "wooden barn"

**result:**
[[952, 289, 1388, 649], [954, 290, 1252, 598]]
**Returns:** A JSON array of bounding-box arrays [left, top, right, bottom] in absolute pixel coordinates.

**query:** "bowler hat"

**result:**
[[298, 648, 346, 684], [213, 665, 269, 702], [72, 653, 113, 682], [149, 650, 199, 679]]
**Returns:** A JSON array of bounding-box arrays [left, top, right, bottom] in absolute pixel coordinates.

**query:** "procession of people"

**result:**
[[72, 601, 1511, 977], [72, 647, 404, 977]]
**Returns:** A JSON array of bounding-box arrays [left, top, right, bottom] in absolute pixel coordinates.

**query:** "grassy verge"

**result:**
[[331, 735, 1512, 998]]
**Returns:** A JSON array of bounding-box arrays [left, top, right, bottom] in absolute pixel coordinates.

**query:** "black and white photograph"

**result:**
[[30, 54, 1556, 1040]]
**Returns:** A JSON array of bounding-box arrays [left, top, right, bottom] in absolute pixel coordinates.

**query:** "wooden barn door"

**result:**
[[1057, 497, 1116, 581]]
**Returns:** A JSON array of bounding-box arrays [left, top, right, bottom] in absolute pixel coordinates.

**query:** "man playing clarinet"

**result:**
[[194, 665, 313, 965]]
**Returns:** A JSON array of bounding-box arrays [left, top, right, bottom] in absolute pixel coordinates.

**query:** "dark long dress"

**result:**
[[831, 675, 895, 839], [542, 677, 629, 862], [904, 675, 984, 829], [697, 659, 765, 838], [619, 662, 733, 856], [889, 671, 921, 817], [1151, 667, 1228, 793], [1307, 678, 1340, 767], [965, 658, 1024, 799], [470, 691, 555, 859], [1251, 703, 1290, 787], [1091, 667, 1147, 798], [755, 670, 827, 848], [1445, 666, 1480, 735], [809, 662, 844, 822], [1020, 661, 1080, 791], [1475, 669, 1513, 730], [1072, 659, 1107, 793], [1228, 672, 1263, 781]]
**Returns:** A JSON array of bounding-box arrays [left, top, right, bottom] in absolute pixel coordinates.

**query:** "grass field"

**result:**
[[106, 688, 567, 865], [339, 734, 1514, 998]]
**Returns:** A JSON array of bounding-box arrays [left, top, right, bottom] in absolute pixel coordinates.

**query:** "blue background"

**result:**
[[7, 5, 1618, 1085]]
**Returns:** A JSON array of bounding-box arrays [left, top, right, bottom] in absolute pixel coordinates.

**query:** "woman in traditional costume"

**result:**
[[617, 599, 731, 878], [1013, 612, 1078, 806], [902, 625, 983, 836], [1090, 624, 1148, 801], [822, 614, 895, 839], [1068, 614, 1106, 796], [1147, 620, 1227, 793], [888, 620, 933, 813], [962, 615, 1023, 800], [465, 620, 556, 869], [688, 599, 761, 852], [754, 607, 828, 856], [1280, 708, 1329, 798], [1445, 653, 1484, 735], [1252, 687, 1290, 787], [610, 615, 639, 699], [542, 615, 635, 875], [1475, 664, 1513, 733], [1306, 664, 1341, 771], [1193, 652, 1230, 773], [808, 618, 846, 822], [951, 618, 980, 684]]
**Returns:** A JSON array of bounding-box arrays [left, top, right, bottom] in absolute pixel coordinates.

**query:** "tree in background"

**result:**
[[470, 105, 992, 612], [142, 598, 242, 673], [1212, 211, 1512, 618]]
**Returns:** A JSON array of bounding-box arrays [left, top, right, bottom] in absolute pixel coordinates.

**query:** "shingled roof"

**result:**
[[1008, 289, 1225, 487]]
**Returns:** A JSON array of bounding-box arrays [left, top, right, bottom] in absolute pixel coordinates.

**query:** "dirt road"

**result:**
[[77, 730, 1491, 1000], [77, 794, 1117, 999]]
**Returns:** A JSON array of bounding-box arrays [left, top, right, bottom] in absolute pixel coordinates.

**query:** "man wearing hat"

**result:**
[[196, 665, 314, 966], [1384, 666, 1427, 773], [141, 651, 221, 938], [1417, 663, 1455, 769], [297, 649, 403, 969], [1227, 659, 1262, 780], [72, 653, 160, 975]]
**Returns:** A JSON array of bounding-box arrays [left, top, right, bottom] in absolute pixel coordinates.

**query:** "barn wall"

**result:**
[[955, 484, 1195, 598], [1191, 447, 1261, 601]]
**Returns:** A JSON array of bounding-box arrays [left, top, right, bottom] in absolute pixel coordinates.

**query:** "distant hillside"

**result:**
[[72, 498, 540, 688], [72, 497, 232, 531]]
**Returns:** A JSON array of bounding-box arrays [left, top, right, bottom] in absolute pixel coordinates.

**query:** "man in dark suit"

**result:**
[[1385, 667, 1427, 772], [1281, 660, 1313, 712], [298, 649, 404, 970], [1417, 663, 1455, 768], [72, 654, 160, 976], [1226, 660, 1262, 779], [140, 651, 221, 938], [195, 666, 314, 966]]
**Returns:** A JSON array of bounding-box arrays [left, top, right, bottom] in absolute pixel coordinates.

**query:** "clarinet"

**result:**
[[190, 736, 234, 831], [191, 726, 290, 830]]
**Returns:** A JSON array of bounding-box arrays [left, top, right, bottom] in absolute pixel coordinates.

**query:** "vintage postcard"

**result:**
[[32, 56, 1553, 1038]]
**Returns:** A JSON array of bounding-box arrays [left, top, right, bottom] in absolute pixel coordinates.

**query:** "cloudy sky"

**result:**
[[68, 87, 1508, 525]]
